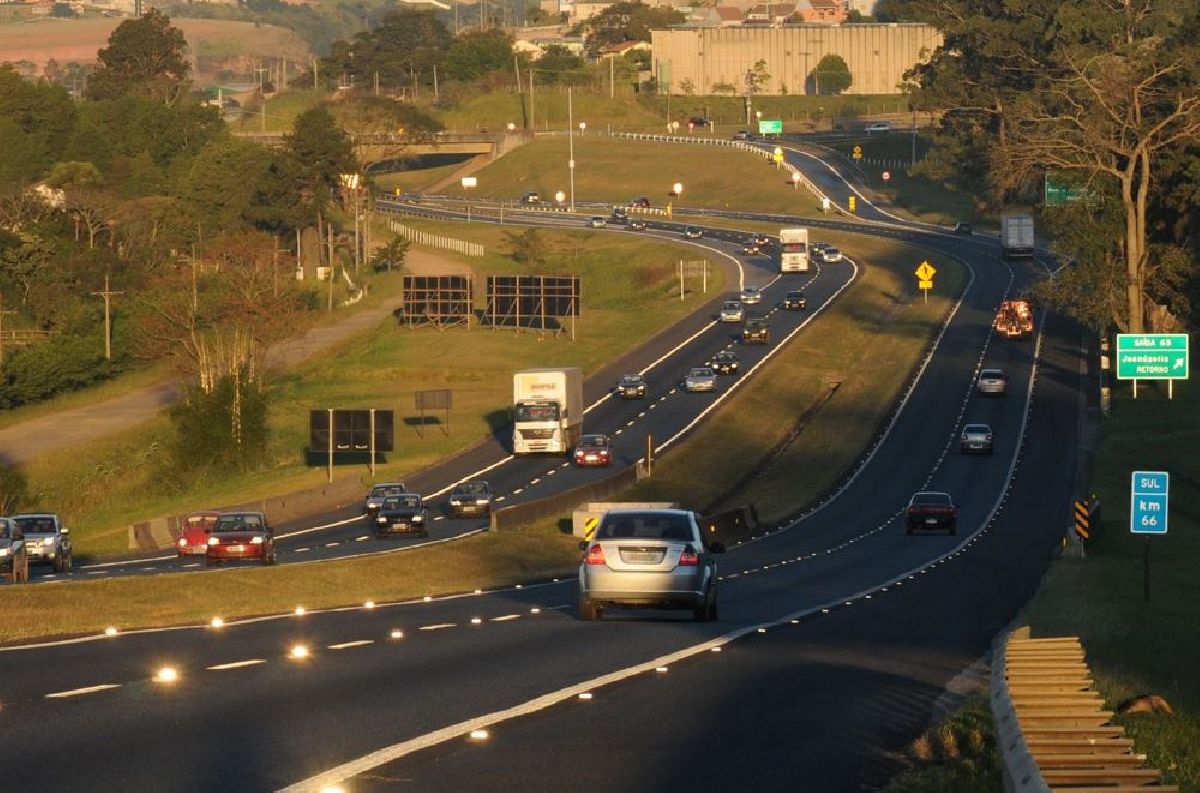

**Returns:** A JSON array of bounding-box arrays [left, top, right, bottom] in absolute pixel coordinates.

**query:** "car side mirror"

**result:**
[[708, 541, 726, 554], [578, 540, 588, 552]]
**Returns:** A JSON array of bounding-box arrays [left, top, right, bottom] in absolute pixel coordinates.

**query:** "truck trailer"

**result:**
[[779, 228, 810, 273], [512, 368, 584, 455], [1001, 214, 1036, 259]]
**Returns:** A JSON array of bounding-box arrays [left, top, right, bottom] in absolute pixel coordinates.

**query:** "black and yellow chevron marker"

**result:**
[[583, 517, 599, 542], [1074, 500, 1091, 540]]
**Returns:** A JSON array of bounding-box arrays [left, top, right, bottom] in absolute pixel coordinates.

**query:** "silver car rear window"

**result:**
[[598, 513, 694, 541]]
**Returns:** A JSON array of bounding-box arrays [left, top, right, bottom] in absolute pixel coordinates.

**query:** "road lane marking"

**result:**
[[46, 684, 122, 699], [491, 614, 521, 622], [328, 640, 375, 650], [419, 623, 456, 631], [208, 659, 267, 671]]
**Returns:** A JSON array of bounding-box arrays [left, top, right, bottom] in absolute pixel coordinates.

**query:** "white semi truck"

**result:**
[[1001, 214, 1036, 259], [779, 228, 810, 273], [512, 368, 584, 455]]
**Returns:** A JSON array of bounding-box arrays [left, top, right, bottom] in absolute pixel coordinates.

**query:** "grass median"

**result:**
[[0, 232, 963, 642]]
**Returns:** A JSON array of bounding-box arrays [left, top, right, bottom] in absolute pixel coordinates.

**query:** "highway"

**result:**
[[0, 140, 1086, 792]]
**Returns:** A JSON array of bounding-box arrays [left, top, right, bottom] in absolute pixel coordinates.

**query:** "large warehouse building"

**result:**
[[650, 23, 943, 95]]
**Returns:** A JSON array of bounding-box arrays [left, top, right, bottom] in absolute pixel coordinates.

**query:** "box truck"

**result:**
[[779, 228, 810, 273], [1001, 214, 1035, 259], [512, 368, 584, 455]]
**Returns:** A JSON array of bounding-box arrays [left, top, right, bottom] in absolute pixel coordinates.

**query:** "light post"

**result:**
[[579, 121, 586, 135], [792, 171, 801, 191], [672, 182, 683, 197], [755, 109, 762, 133], [567, 87, 576, 212]]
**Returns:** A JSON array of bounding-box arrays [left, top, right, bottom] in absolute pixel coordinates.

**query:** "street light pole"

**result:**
[[568, 87, 576, 213]]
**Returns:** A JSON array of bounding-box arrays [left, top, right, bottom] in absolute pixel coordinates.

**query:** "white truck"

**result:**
[[1001, 214, 1035, 259], [779, 228, 810, 273], [512, 368, 584, 456]]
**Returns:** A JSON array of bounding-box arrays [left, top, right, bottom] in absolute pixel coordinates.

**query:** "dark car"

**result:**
[[782, 290, 807, 310], [742, 318, 770, 344], [1, 517, 30, 584], [574, 434, 614, 467], [954, 222, 974, 235], [11, 513, 71, 573], [611, 206, 629, 221], [629, 197, 651, 208], [688, 116, 709, 127], [742, 242, 763, 256], [708, 350, 740, 375], [753, 233, 771, 246], [364, 482, 408, 519], [683, 226, 704, 239], [205, 512, 276, 566], [732, 129, 751, 141], [616, 374, 647, 399], [905, 492, 958, 535], [628, 218, 647, 231], [520, 191, 540, 205], [447, 481, 494, 516], [375, 494, 429, 538]]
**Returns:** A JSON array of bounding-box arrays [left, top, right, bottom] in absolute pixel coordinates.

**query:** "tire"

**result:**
[[948, 521, 958, 536], [21, 558, 30, 582], [580, 596, 601, 621], [62, 552, 72, 574], [707, 594, 719, 622]]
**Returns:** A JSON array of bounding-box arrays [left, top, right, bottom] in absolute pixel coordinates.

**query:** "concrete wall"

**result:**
[[650, 23, 942, 95]]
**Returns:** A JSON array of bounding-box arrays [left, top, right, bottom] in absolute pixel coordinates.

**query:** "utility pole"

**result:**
[[529, 69, 535, 130], [568, 87, 576, 212], [0, 292, 16, 366], [91, 274, 124, 361]]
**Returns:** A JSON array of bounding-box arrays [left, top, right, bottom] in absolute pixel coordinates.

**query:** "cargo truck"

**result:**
[[994, 299, 1034, 338], [779, 228, 810, 273], [1001, 214, 1035, 259], [512, 368, 584, 455]]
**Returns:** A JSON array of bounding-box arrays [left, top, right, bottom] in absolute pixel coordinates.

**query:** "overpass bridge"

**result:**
[[232, 131, 529, 166]]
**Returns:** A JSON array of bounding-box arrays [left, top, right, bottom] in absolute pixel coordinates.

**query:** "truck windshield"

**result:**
[[781, 242, 806, 253], [514, 403, 560, 422]]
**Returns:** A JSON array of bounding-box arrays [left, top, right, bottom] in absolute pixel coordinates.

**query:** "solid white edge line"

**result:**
[[45, 683, 122, 699], [208, 659, 268, 671]]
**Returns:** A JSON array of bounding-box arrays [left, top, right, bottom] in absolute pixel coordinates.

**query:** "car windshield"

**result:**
[[13, 517, 56, 534], [620, 376, 642, 386], [714, 352, 736, 362], [213, 515, 264, 532], [455, 483, 488, 497], [578, 436, 608, 449], [383, 495, 421, 510], [185, 514, 219, 529], [514, 403, 560, 422], [747, 320, 765, 328], [912, 493, 952, 507], [722, 302, 740, 310], [0, 520, 11, 539], [598, 513, 695, 541], [786, 291, 804, 299], [826, 248, 840, 255], [981, 370, 1005, 379], [371, 485, 405, 498], [964, 425, 990, 434], [690, 368, 714, 377]]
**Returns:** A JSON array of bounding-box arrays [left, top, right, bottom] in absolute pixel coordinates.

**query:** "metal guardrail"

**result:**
[[387, 220, 485, 257], [991, 631, 1177, 792]]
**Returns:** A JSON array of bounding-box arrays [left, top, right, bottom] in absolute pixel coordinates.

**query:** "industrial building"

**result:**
[[650, 23, 943, 95]]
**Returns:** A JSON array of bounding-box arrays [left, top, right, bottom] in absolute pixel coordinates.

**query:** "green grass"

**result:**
[[26, 225, 725, 554], [373, 163, 466, 194], [881, 696, 1004, 793], [442, 137, 827, 216], [228, 90, 326, 134], [1019, 380, 1200, 791]]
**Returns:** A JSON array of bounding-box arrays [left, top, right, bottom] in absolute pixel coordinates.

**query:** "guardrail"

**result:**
[[991, 630, 1177, 792], [387, 220, 485, 257]]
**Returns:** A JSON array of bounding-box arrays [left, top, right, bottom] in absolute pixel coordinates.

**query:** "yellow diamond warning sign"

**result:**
[[915, 261, 937, 281]]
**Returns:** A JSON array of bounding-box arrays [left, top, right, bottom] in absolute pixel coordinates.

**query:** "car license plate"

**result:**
[[228, 544, 244, 552], [925, 518, 938, 525], [624, 551, 660, 563], [462, 506, 475, 512]]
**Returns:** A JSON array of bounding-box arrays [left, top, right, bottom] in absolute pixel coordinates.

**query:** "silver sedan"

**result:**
[[578, 509, 724, 621], [682, 367, 717, 392]]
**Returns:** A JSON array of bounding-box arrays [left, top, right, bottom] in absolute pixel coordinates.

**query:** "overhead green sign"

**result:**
[[758, 119, 783, 135], [1045, 174, 1088, 207], [1116, 334, 1189, 380]]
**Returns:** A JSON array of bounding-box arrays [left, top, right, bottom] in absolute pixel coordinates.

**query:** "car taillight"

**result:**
[[679, 545, 700, 566], [207, 536, 219, 546], [585, 544, 606, 565], [178, 538, 186, 546]]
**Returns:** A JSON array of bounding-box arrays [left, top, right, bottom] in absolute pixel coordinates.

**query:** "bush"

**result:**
[[0, 331, 123, 409], [0, 462, 29, 514], [167, 373, 269, 475]]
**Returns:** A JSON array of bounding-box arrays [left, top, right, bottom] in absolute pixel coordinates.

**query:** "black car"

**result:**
[[782, 290, 807, 310], [520, 191, 540, 205], [954, 222, 973, 235], [447, 481, 494, 516], [611, 206, 629, 221], [742, 318, 770, 344], [688, 116, 709, 127], [628, 219, 647, 231], [629, 197, 651, 208], [708, 350, 740, 375], [375, 494, 429, 538], [615, 374, 647, 399]]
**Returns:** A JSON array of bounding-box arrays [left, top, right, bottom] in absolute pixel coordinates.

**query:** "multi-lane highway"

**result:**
[[0, 139, 1086, 792]]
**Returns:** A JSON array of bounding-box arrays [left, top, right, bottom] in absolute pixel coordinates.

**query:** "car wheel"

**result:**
[[21, 559, 30, 583], [580, 596, 601, 621], [63, 553, 72, 574], [706, 593, 719, 622], [948, 522, 957, 536]]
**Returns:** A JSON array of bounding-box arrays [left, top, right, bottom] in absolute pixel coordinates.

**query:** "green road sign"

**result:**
[[1116, 334, 1189, 380], [1044, 174, 1088, 207], [758, 119, 783, 135]]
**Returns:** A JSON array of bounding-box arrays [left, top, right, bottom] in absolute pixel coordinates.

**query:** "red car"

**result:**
[[177, 511, 221, 557], [205, 512, 276, 566], [573, 434, 613, 467]]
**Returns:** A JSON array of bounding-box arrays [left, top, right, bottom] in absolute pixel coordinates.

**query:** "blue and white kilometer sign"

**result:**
[[1130, 471, 1169, 534]]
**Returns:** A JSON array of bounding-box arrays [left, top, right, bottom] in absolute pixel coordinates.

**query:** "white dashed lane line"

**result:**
[[419, 623, 457, 631], [328, 640, 374, 650], [45, 684, 122, 699], [491, 614, 521, 622], [208, 659, 267, 671]]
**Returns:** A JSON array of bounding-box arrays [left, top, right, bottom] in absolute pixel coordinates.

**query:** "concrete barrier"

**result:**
[[489, 464, 645, 532], [570, 501, 679, 539]]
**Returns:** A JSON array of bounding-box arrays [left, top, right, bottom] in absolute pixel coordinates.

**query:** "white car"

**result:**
[[682, 367, 717, 392], [739, 285, 763, 305], [719, 301, 744, 322], [865, 122, 892, 134], [819, 246, 844, 263], [976, 368, 1009, 396], [588, 216, 607, 228]]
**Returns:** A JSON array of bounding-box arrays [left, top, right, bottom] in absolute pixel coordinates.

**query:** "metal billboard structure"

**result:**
[[484, 275, 581, 333], [397, 275, 472, 328]]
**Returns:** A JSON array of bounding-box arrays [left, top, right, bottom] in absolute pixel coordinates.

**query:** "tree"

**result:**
[[370, 235, 411, 272], [320, 9, 451, 90], [813, 54, 852, 95], [0, 463, 28, 514], [574, 2, 685, 50], [505, 228, 549, 267], [444, 30, 513, 82], [87, 9, 190, 106], [287, 107, 357, 197], [746, 59, 771, 95]]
